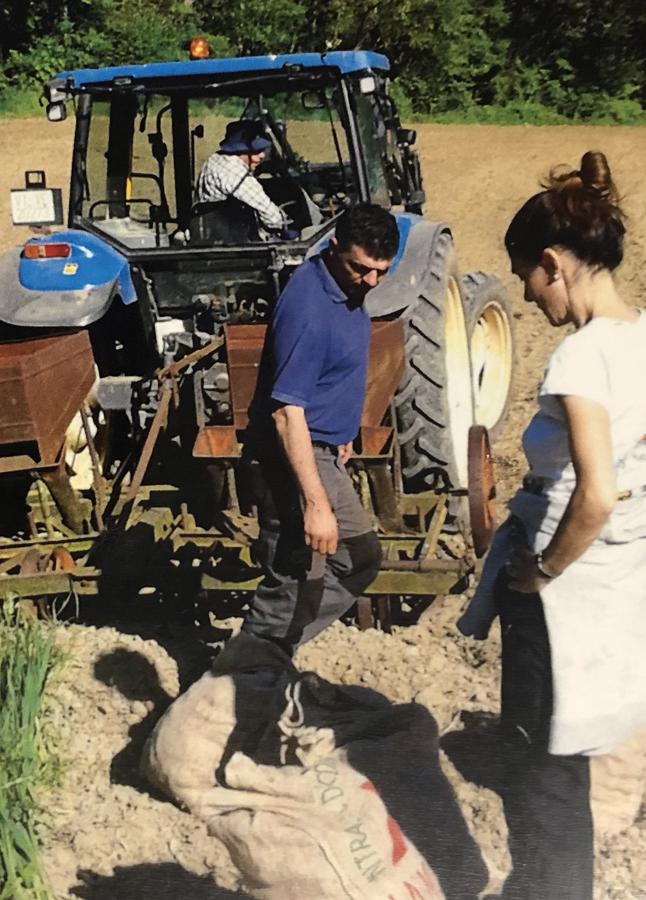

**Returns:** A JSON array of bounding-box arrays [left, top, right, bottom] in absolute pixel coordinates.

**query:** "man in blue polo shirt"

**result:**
[[243, 203, 400, 651]]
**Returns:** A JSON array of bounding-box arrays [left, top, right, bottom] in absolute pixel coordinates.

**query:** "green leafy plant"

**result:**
[[0, 602, 61, 900], [1, 0, 646, 123]]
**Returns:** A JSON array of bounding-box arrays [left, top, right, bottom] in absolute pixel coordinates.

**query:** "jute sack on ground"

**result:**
[[140, 633, 449, 899], [209, 749, 444, 900]]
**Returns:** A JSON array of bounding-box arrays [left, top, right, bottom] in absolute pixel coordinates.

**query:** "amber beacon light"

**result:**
[[190, 37, 210, 60]]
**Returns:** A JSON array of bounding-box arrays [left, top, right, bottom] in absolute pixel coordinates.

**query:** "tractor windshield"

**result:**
[[77, 80, 356, 250]]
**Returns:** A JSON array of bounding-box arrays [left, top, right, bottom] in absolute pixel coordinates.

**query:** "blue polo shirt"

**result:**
[[249, 254, 371, 446]]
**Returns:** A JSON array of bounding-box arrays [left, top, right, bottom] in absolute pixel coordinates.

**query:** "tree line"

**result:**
[[1, 0, 645, 121]]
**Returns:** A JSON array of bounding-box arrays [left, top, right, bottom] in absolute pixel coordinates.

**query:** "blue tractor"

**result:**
[[0, 50, 512, 619]]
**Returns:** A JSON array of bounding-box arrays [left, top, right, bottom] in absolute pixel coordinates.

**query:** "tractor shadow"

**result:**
[[70, 863, 250, 899]]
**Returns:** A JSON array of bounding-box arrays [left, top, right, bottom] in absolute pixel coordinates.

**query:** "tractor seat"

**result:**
[[188, 197, 260, 245]]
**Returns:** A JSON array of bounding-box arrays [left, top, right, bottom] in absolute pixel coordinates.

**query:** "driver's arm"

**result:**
[[232, 174, 286, 232]]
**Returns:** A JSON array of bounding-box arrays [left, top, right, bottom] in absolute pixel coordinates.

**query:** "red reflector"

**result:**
[[23, 243, 71, 260]]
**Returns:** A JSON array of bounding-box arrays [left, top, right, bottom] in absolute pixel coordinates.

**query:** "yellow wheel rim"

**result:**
[[445, 277, 474, 487], [470, 301, 513, 431]]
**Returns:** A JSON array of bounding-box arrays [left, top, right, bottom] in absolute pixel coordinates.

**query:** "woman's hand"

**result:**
[[507, 547, 554, 594]]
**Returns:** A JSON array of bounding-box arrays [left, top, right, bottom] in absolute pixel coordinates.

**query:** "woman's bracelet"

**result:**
[[533, 552, 560, 579]]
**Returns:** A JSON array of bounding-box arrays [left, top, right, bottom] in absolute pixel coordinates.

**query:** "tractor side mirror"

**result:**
[[46, 101, 67, 122]]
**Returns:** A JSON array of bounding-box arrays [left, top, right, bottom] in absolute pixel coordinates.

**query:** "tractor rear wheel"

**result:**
[[462, 271, 514, 441], [394, 231, 474, 499]]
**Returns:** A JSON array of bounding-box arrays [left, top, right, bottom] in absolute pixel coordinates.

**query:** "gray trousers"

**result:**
[[241, 444, 382, 650]]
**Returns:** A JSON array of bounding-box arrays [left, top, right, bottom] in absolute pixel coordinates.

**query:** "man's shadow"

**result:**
[[71, 863, 249, 899], [93, 650, 176, 790]]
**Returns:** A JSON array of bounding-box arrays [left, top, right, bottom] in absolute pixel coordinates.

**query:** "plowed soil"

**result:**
[[2, 119, 646, 899]]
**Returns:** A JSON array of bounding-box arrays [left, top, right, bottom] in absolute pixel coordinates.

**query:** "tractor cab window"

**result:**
[[352, 91, 390, 208], [188, 87, 355, 242], [82, 95, 177, 249], [78, 80, 358, 250], [351, 80, 422, 211]]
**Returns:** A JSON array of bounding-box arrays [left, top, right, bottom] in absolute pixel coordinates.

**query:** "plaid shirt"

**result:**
[[195, 153, 286, 232]]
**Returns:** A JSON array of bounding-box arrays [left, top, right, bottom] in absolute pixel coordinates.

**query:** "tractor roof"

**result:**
[[51, 51, 390, 90]]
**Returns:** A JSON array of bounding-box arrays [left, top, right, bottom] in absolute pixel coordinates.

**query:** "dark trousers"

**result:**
[[241, 444, 382, 651], [498, 578, 593, 900]]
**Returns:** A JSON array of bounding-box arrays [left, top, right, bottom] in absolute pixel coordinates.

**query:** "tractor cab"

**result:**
[[4, 52, 425, 379], [46, 51, 424, 251]]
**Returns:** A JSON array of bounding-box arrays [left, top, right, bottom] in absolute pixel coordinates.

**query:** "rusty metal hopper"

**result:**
[[193, 321, 405, 459], [0, 331, 95, 473]]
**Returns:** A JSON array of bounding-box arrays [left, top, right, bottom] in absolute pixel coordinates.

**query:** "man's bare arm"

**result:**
[[272, 405, 338, 554]]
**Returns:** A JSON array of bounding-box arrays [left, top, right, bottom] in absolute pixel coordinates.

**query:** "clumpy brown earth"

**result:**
[[2, 121, 646, 898]]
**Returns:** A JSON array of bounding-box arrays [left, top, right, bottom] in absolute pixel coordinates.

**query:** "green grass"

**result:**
[[0, 602, 62, 900], [425, 99, 646, 126], [0, 89, 43, 118]]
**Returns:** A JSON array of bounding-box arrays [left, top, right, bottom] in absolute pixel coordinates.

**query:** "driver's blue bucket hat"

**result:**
[[219, 120, 272, 155]]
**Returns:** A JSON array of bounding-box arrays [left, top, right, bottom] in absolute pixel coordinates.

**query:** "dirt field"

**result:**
[[2, 119, 646, 899]]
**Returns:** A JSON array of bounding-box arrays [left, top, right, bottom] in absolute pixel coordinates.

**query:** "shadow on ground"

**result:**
[[93, 649, 175, 791], [441, 710, 504, 796], [70, 863, 249, 899]]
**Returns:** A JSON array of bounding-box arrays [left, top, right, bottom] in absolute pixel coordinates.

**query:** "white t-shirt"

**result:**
[[522, 311, 646, 495], [464, 311, 646, 754]]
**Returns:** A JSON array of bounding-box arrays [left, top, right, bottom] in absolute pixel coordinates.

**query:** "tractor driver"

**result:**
[[241, 203, 400, 653], [195, 120, 288, 239]]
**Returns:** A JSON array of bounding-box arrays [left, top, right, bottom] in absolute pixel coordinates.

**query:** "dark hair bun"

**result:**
[[545, 150, 620, 208], [505, 150, 626, 271], [579, 150, 614, 198]]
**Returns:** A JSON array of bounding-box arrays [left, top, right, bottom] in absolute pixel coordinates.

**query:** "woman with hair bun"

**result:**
[[459, 150, 646, 899]]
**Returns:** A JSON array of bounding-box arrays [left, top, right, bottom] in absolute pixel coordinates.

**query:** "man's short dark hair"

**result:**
[[335, 203, 400, 260]]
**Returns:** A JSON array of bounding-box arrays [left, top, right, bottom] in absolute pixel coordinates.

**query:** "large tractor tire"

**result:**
[[394, 231, 474, 497], [462, 271, 514, 442]]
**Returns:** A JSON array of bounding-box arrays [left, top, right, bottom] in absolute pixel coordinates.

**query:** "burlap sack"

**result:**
[[140, 633, 474, 899], [209, 751, 444, 900]]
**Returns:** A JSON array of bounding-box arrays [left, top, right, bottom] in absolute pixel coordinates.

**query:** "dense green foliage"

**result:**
[[0, 602, 61, 899], [1, 0, 645, 121]]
